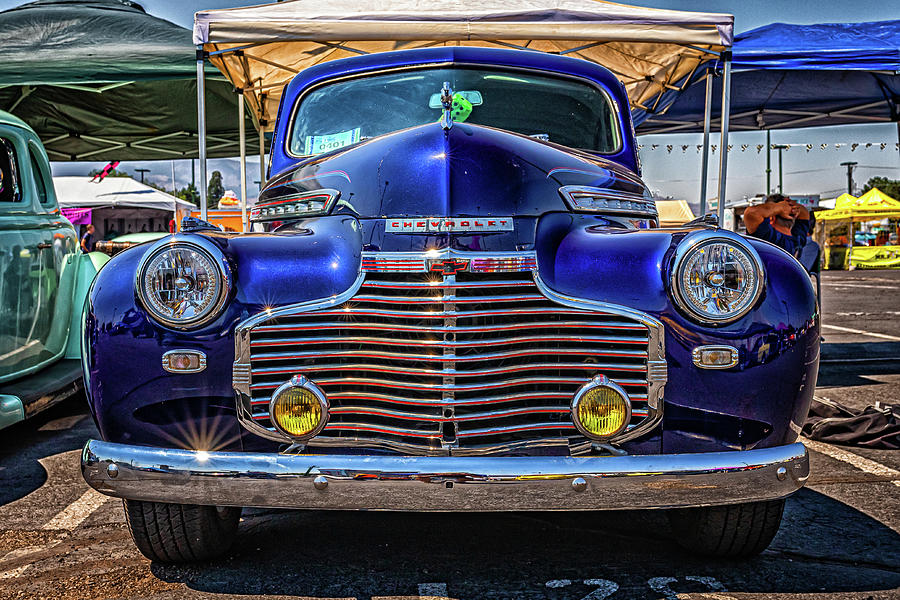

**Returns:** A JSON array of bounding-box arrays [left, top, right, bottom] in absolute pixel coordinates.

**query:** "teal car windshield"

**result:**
[[290, 67, 621, 156]]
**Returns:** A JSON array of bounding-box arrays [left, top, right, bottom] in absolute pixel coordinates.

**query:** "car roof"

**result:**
[[0, 109, 35, 133], [279, 47, 628, 107]]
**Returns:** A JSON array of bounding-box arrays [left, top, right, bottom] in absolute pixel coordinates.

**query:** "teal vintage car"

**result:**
[[0, 111, 107, 429]]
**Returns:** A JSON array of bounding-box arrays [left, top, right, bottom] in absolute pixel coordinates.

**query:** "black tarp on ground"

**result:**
[[0, 0, 254, 160]]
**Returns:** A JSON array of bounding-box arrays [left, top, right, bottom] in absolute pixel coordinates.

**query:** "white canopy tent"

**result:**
[[54, 176, 194, 238], [192, 0, 735, 228]]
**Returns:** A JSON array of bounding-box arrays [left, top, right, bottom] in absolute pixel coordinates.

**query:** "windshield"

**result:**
[[290, 67, 621, 156]]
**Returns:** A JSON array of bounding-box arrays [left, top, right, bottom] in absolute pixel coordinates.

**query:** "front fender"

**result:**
[[65, 250, 109, 359], [83, 217, 363, 447], [534, 213, 819, 452]]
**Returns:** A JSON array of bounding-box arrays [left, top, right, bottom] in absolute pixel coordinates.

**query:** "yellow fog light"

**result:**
[[571, 375, 631, 440], [269, 375, 329, 440]]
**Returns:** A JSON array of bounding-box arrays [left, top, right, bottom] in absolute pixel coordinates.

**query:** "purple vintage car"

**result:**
[[81, 47, 817, 562]]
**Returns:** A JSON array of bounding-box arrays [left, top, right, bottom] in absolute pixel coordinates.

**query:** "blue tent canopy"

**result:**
[[636, 20, 900, 134], [733, 20, 900, 71]]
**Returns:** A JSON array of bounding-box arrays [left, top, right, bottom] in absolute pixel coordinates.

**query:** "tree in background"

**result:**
[[207, 171, 225, 209], [87, 167, 130, 178], [176, 183, 201, 207], [861, 177, 900, 200]]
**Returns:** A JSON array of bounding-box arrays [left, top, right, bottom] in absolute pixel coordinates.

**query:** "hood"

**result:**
[[261, 122, 646, 219]]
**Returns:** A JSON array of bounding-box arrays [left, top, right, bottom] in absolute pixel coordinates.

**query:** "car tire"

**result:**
[[123, 499, 241, 562], [666, 499, 785, 558]]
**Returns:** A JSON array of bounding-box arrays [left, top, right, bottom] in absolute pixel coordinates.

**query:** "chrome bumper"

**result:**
[[81, 440, 809, 511]]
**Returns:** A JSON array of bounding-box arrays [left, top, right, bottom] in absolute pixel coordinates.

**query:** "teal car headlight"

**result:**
[[671, 232, 765, 325], [136, 238, 230, 329]]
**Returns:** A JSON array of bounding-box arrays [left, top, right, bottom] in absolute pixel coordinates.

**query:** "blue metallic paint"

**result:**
[[262, 122, 645, 222]]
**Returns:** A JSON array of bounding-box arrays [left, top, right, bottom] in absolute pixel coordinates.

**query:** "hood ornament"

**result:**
[[439, 81, 453, 131]]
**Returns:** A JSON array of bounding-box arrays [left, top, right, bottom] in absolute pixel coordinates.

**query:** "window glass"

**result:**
[[29, 148, 50, 205], [0, 139, 20, 202], [290, 67, 620, 156]]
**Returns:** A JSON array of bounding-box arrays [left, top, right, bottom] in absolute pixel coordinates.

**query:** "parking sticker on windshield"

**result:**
[[304, 128, 361, 155]]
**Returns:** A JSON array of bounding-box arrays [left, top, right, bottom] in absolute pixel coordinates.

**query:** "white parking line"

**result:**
[[835, 311, 900, 317], [0, 490, 111, 579], [0, 540, 62, 579], [804, 439, 900, 487], [820, 324, 900, 342], [38, 414, 87, 432], [42, 488, 111, 531], [822, 283, 900, 290]]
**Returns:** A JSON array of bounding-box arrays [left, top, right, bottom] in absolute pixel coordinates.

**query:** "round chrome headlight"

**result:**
[[136, 238, 230, 329], [671, 232, 764, 324]]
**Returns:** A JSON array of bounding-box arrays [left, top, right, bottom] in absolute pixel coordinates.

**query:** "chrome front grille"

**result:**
[[234, 257, 666, 456]]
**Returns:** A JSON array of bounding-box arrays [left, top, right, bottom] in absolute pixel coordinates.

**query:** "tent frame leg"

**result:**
[[716, 52, 732, 227], [699, 68, 713, 215], [239, 92, 248, 233], [197, 47, 208, 222], [259, 125, 265, 190]]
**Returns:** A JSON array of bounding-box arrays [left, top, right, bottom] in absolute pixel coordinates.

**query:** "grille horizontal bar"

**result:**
[[238, 268, 664, 456], [250, 347, 649, 363]]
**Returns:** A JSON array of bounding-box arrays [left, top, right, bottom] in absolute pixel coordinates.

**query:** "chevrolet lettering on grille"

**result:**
[[385, 217, 514, 233]]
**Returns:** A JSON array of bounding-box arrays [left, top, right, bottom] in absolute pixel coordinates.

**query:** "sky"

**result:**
[[3, 0, 899, 207]]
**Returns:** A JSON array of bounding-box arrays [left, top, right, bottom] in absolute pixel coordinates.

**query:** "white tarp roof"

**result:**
[[194, 0, 733, 129], [54, 176, 195, 211]]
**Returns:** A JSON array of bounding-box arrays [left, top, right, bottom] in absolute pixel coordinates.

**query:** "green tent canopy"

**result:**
[[0, 0, 254, 160]]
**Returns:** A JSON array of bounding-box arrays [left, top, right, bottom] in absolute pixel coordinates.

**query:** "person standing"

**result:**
[[743, 194, 811, 255], [80, 224, 96, 252]]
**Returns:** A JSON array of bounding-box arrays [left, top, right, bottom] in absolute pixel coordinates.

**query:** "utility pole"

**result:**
[[840, 161, 858, 195], [765, 131, 771, 195], [772, 144, 789, 194], [135, 168, 150, 183]]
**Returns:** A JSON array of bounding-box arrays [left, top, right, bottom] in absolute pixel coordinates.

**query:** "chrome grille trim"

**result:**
[[250, 334, 647, 348], [250, 375, 648, 392], [234, 257, 666, 454], [248, 347, 649, 363], [254, 320, 646, 334]]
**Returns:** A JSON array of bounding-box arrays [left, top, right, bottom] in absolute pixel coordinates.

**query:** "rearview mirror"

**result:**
[[429, 90, 483, 108]]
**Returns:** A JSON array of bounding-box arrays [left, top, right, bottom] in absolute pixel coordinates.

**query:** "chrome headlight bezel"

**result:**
[[670, 230, 765, 325], [135, 235, 232, 330]]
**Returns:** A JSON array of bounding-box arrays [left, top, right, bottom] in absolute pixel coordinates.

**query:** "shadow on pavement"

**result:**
[[0, 394, 94, 507], [818, 342, 900, 387], [151, 488, 900, 598]]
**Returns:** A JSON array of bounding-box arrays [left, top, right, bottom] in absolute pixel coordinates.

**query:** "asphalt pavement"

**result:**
[[0, 269, 898, 600]]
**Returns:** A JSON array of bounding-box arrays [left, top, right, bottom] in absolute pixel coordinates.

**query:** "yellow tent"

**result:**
[[818, 188, 900, 269], [818, 188, 900, 221], [656, 199, 695, 226]]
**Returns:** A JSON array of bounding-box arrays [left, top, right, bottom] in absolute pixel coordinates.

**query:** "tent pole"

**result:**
[[259, 123, 265, 190], [716, 51, 732, 227], [766, 130, 771, 195], [699, 68, 713, 215], [196, 47, 208, 221], [171, 160, 177, 227], [238, 91, 248, 233]]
